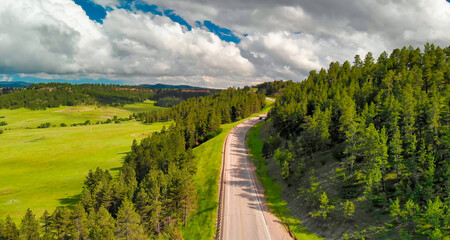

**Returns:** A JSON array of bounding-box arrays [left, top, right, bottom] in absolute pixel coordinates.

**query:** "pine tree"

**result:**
[[71, 203, 89, 240], [135, 169, 166, 235], [390, 125, 404, 180], [400, 83, 417, 157], [0, 219, 3, 239], [89, 207, 115, 240], [50, 207, 73, 240], [363, 124, 388, 196], [115, 199, 146, 240], [4, 216, 19, 240], [19, 209, 39, 240], [426, 84, 441, 149], [343, 119, 364, 172], [40, 210, 52, 240]]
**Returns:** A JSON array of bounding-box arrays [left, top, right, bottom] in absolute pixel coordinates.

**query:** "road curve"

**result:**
[[220, 112, 293, 240]]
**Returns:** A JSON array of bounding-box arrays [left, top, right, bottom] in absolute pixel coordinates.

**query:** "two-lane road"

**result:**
[[220, 113, 292, 240]]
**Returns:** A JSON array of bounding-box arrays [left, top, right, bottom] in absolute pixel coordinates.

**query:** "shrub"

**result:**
[[309, 192, 335, 219], [37, 122, 51, 128], [0, 121, 7, 126], [343, 200, 355, 217]]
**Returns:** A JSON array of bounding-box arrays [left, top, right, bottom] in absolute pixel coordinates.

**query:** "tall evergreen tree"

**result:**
[[50, 207, 73, 240], [115, 199, 146, 240], [71, 204, 89, 240], [40, 210, 52, 240], [89, 207, 115, 240], [19, 209, 39, 240], [3, 216, 19, 240]]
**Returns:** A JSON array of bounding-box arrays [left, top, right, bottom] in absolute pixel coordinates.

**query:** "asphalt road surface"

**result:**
[[221, 113, 293, 240]]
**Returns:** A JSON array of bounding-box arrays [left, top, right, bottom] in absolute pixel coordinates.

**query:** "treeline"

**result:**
[[0, 88, 265, 239], [0, 83, 217, 110], [152, 90, 219, 108], [133, 110, 173, 124], [151, 89, 217, 102], [0, 83, 153, 110], [264, 44, 449, 239], [255, 80, 295, 96], [135, 88, 266, 146], [154, 97, 181, 108]]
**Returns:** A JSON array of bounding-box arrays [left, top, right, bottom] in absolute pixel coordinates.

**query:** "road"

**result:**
[[220, 111, 293, 240]]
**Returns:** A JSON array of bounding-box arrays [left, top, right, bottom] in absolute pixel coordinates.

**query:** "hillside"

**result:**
[[259, 44, 449, 239], [138, 83, 204, 89], [0, 81, 31, 88]]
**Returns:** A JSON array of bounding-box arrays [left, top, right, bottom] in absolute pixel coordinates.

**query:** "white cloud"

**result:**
[[0, 75, 13, 82], [91, 0, 119, 8], [0, 0, 255, 87], [101, 9, 254, 77], [145, 0, 450, 83]]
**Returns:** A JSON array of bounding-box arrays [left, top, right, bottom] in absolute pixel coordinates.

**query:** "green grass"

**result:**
[[117, 100, 164, 113], [0, 100, 163, 130], [182, 100, 274, 240], [247, 122, 322, 240], [0, 101, 169, 221]]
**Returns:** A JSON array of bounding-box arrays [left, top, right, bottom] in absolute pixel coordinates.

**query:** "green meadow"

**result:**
[[0, 101, 169, 220], [0, 100, 163, 130]]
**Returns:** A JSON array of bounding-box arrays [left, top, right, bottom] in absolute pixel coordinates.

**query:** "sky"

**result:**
[[0, 0, 449, 88]]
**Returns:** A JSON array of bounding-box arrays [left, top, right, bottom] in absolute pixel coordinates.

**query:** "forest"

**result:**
[[0, 88, 265, 239], [0, 83, 215, 110], [261, 44, 449, 239]]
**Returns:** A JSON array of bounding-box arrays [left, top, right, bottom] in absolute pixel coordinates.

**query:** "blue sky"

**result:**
[[73, 0, 107, 23], [74, 0, 238, 42]]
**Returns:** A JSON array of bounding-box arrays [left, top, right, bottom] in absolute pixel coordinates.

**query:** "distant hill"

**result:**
[[0, 81, 31, 88], [0, 81, 205, 89], [138, 83, 204, 89]]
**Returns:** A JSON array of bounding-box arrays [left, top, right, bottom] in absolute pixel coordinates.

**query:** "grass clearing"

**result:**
[[0, 101, 168, 221], [0, 100, 163, 130], [117, 100, 164, 113], [182, 100, 274, 240], [247, 122, 322, 240]]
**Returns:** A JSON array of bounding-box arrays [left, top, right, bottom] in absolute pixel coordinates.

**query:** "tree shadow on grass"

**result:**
[[58, 194, 81, 207], [110, 167, 122, 172], [192, 206, 215, 216]]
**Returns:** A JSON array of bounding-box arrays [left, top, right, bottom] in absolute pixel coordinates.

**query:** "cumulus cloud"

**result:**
[[0, 0, 449, 87], [0, 0, 255, 87], [149, 0, 450, 82], [102, 9, 254, 77]]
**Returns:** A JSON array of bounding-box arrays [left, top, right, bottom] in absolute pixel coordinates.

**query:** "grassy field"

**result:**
[[182, 100, 274, 240], [247, 122, 322, 240], [0, 100, 163, 130], [0, 101, 169, 221]]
